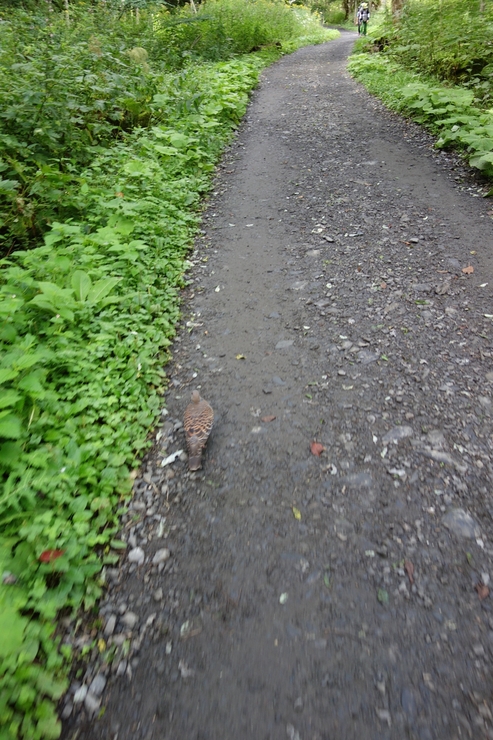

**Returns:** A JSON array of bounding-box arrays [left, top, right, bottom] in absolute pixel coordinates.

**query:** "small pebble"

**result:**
[[84, 691, 101, 717], [152, 548, 170, 565], [442, 509, 480, 539], [89, 673, 107, 697], [121, 611, 139, 629], [104, 614, 117, 637], [73, 685, 88, 704], [128, 547, 145, 565]]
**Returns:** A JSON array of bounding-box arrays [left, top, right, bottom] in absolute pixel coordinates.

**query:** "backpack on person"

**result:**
[[360, 5, 369, 22]]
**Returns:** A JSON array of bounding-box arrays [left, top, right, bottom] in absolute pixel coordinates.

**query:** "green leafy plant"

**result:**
[[348, 53, 493, 178]]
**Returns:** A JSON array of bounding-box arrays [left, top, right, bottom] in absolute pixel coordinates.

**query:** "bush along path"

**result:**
[[0, 52, 292, 740], [65, 33, 493, 740]]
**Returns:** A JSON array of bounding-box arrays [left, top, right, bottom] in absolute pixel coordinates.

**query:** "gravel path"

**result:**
[[64, 33, 493, 740]]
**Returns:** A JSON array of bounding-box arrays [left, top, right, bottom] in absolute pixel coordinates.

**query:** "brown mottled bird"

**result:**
[[183, 390, 214, 471]]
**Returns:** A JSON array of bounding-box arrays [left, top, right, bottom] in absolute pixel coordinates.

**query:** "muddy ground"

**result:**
[[63, 32, 493, 740]]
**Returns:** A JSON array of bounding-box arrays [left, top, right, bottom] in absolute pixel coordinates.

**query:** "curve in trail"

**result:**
[[69, 33, 493, 740]]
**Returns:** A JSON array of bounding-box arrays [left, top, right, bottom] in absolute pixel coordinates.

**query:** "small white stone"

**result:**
[[152, 548, 170, 565], [73, 685, 88, 704], [128, 547, 145, 565], [104, 614, 117, 637], [121, 611, 138, 629], [89, 673, 107, 697], [84, 691, 101, 717]]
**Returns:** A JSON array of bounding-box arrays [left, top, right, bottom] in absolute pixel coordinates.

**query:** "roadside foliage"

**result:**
[[348, 0, 493, 181], [0, 1, 338, 738]]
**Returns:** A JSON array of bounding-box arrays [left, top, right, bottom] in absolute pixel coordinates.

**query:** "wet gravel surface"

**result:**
[[63, 33, 493, 740]]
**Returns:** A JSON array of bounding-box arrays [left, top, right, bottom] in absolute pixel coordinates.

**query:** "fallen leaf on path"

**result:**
[[475, 582, 490, 600], [380, 282, 387, 290], [462, 265, 474, 274], [261, 415, 276, 423], [292, 506, 301, 521], [377, 588, 389, 605], [39, 549, 65, 563], [235, 354, 245, 360], [310, 440, 325, 456], [404, 559, 414, 585]]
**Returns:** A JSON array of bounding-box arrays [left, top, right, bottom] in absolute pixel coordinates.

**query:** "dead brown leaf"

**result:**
[[462, 265, 474, 274], [404, 559, 414, 585], [261, 415, 276, 423], [475, 582, 490, 601], [310, 440, 325, 456], [380, 282, 387, 290]]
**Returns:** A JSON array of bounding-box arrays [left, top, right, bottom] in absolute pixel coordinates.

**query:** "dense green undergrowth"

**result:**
[[349, 53, 493, 178], [0, 0, 330, 255], [0, 2, 338, 738], [348, 0, 493, 181]]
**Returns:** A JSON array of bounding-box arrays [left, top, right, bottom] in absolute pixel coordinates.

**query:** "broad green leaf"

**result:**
[[0, 441, 22, 467], [154, 144, 178, 156], [0, 178, 20, 192], [18, 371, 46, 394], [87, 277, 120, 305], [36, 716, 62, 740], [35, 669, 67, 700], [108, 217, 135, 236], [124, 160, 148, 176], [72, 270, 92, 302], [0, 605, 27, 656], [0, 390, 22, 409], [169, 133, 189, 148], [470, 151, 493, 171], [0, 413, 23, 439], [30, 296, 74, 321], [14, 352, 48, 371], [0, 368, 19, 384]]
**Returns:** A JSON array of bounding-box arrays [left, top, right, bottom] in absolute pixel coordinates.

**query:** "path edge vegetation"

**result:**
[[348, 0, 493, 188], [0, 3, 338, 738]]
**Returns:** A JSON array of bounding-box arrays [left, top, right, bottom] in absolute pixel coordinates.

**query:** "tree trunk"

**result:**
[[64, 0, 70, 25], [391, 0, 405, 18]]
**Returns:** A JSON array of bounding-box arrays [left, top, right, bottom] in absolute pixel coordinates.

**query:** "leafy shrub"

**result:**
[[0, 53, 267, 739], [349, 52, 493, 178], [366, 0, 493, 102]]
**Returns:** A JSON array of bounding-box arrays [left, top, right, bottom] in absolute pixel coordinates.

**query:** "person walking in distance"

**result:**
[[358, 2, 370, 36], [356, 3, 362, 35]]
